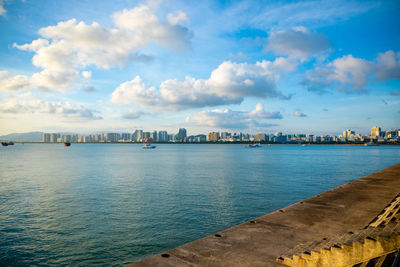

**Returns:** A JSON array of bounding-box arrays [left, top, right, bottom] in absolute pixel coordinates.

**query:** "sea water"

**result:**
[[1, 144, 399, 266]]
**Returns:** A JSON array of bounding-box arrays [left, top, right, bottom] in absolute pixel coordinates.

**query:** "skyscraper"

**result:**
[[207, 132, 219, 142], [158, 131, 168, 142], [150, 131, 158, 142], [132, 130, 143, 142], [371, 126, 381, 137], [175, 128, 187, 141], [42, 133, 50, 143]]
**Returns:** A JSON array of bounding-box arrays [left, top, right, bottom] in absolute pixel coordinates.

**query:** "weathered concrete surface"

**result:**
[[127, 163, 400, 267]]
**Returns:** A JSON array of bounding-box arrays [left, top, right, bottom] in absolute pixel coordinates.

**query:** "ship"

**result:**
[[64, 142, 71, 146], [245, 144, 262, 148], [364, 143, 378, 146], [142, 143, 156, 149]]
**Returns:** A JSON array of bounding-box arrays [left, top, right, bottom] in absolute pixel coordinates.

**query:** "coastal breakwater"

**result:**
[[128, 163, 400, 266]]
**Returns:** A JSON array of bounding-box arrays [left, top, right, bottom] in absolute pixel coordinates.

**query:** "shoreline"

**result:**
[[4, 142, 400, 145]]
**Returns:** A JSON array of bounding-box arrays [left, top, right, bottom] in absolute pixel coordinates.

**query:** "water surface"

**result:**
[[1, 144, 399, 266]]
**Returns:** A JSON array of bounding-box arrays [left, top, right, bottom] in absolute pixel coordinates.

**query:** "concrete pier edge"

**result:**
[[127, 163, 400, 266]]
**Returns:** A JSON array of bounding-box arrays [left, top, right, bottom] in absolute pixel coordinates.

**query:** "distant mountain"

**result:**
[[0, 132, 44, 142]]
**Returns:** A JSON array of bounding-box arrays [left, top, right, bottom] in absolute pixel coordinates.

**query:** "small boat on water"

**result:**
[[142, 143, 156, 149], [64, 142, 71, 146], [245, 144, 262, 148], [1, 142, 9, 146], [364, 143, 378, 146], [302, 144, 307, 147], [8, 141, 14, 145]]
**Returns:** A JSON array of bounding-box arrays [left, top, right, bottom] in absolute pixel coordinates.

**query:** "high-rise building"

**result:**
[[71, 135, 79, 142], [121, 133, 131, 141], [49, 133, 60, 143], [42, 133, 50, 143], [371, 126, 381, 137], [175, 128, 187, 141], [195, 135, 207, 142], [254, 133, 268, 142], [207, 132, 219, 142], [63, 135, 71, 142], [131, 130, 143, 142], [104, 133, 119, 142], [342, 129, 355, 139], [142, 132, 150, 141], [150, 131, 158, 142], [220, 132, 228, 140], [158, 131, 168, 142]]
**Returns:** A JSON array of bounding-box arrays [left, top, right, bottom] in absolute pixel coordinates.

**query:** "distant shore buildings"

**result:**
[[41, 126, 400, 144]]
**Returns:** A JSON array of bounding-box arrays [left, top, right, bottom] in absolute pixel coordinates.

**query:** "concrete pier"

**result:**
[[128, 163, 400, 266]]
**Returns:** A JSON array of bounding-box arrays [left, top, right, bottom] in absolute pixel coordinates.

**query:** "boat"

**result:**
[[64, 142, 71, 146], [364, 143, 378, 146], [1, 142, 9, 146], [302, 144, 307, 146], [245, 144, 262, 148], [8, 141, 14, 145], [142, 143, 156, 149]]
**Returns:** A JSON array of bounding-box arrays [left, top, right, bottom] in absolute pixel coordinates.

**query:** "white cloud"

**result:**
[[294, 111, 307, 117], [375, 50, 400, 81], [185, 104, 282, 129], [302, 52, 400, 93], [111, 76, 161, 106], [111, 58, 295, 111], [167, 11, 188, 25], [13, 39, 49, 51], [11, 4, 192, 91], [122, 109, 146, 119], [0, 0, 6, 16], [81, 71, 92, 79], [265, 27, 329, 58], [0, 71, 30, 92], [0, 98, 102, 120], [30, 69, 79, 91]]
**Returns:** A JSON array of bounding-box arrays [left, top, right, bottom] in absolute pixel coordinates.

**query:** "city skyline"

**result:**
[[0, 0, 399, 135], [31, 125, 400, 144]]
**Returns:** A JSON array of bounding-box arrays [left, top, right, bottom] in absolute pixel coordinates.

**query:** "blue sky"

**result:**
[[0, 0, 399, 136]]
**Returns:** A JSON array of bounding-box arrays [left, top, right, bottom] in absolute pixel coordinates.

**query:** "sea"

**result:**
[[1, 144, 399, 266]]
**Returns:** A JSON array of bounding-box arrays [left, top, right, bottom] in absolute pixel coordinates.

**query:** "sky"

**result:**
[[0, 0, 399, 136]]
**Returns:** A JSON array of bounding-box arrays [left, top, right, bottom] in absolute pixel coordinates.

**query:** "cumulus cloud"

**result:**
[[303, 55, 372, 93], [302, 51, 400, 93], [0, 98, 102, 120], [167, 11, 188, 25], [374, 50, 400, 81], [294, 111, 307, 117], [266, 27, 329, 58], [11, 4, 192, 91], [0, 71, 30, 91], [122, 109, 146, 119], [185, 103, 282, 129], [111, 58, 295, 111]]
